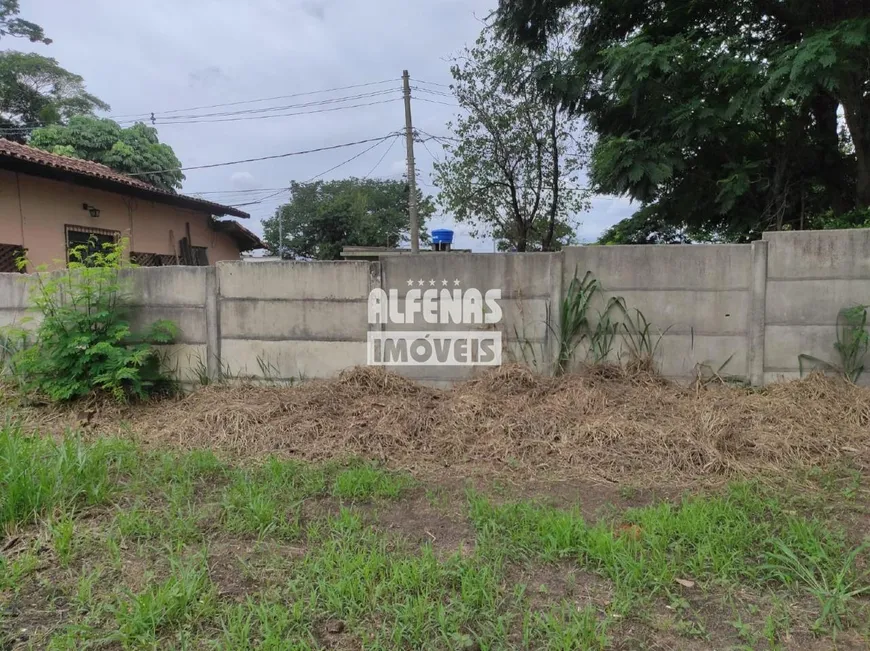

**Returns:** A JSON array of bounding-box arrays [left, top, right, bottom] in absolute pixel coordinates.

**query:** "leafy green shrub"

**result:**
[[5, 238, 178, 402]]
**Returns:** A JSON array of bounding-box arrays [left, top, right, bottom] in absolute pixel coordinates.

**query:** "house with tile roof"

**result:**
[[0, 138, 265, 271]]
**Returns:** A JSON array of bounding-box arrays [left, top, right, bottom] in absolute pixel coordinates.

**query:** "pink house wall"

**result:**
[[0, 170, 242, 269]]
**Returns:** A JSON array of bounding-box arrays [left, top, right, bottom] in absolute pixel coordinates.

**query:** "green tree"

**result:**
[[496, 0, 870, 241], [262, 178, 434, 260], [597, 206, 694, 245], [30, 116, 184, 192], [0, 0, 50, 44], [0, 52, 109, 141], [433, 28, 589, 252]]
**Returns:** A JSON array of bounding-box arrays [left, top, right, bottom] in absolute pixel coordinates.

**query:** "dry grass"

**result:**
[[8, 365, 870, 483]]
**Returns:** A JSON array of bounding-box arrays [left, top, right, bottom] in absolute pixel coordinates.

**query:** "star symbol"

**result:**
[[418, 279, 425, 286], [441, 279, 449, 286], [429, 279, 436, 286], [453, 279, 461, 286], [407, 279, 414, 287]]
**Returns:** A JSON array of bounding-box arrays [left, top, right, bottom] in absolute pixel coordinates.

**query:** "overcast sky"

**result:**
[[18, 0, 633, 250]]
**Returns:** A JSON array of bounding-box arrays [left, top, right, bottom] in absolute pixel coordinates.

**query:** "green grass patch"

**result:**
[[0, 424, 866, 648], [109, 551, 216, 647], [332, 463, 414, 500], [0, 423, 136, 529], [468, 483, 869, 630]]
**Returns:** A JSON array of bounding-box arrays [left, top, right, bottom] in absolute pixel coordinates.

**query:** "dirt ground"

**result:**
[[2, 366, 870, 649], [13, 364, 870, 484]]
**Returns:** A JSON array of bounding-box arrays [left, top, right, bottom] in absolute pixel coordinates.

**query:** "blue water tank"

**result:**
[[431, 229, 454, 245]]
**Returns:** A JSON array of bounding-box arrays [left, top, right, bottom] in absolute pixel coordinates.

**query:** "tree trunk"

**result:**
[[840, 80, 870, 208], [542, 106, 559, 251]]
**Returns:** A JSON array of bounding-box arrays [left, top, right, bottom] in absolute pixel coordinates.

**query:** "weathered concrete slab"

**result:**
[[221, 298, 367, 341], [218, 261, 372, 300]]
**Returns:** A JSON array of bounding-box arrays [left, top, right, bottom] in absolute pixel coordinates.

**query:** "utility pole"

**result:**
[[402, 70, 420, 253]]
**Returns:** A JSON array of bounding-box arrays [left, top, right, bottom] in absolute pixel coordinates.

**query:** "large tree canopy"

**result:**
[[30, 117, 184, 192], [434, 28, 589, 252], [497, 0, 870, 242], [0, 0, 50, 44], [263, 178, 435, 260], [0, 52, 109, 140]]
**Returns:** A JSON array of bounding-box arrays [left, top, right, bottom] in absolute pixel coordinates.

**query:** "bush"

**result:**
[[5, 238, 178, 402]]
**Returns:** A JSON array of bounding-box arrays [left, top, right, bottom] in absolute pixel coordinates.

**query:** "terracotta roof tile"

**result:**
[[0, 137, 250, 219]]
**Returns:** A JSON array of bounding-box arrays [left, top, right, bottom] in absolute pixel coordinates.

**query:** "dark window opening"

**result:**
[[130, 252, 179, 267], [65, 225, 119, 266], [192, 246, 209, 266], [0, 244, 25, 273], [177, 237, 209, 266]]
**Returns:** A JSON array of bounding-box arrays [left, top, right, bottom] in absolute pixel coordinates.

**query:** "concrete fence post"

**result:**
[[204, 266, 221, 381], [748, 240, 768, 386], [546, 251, 564, 375]]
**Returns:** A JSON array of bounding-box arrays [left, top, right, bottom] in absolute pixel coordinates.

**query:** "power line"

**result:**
[[307, 134, 397, 181], [106, 78, 401, 120], [411, 86, 454, 98], [187, 187, 289, 195], [150, 97, 403, 126], [414, 97, 462, 108], [132, 89, 400, 123], [363, 134, 401, 179], [0, 81, 403, 134], [229, 187, 290, 207], [126, 132, 402, 177], [418, 137, 441, 164], [228, 132, 402, 207], [414, 79, 452, 88], [417, 129, 461, 143]]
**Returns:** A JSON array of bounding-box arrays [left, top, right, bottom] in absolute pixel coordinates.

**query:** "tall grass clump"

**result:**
[[0, 424, 136, 528], [799, 305, 869, 383], [553, 270, 599, 374], [3, 238, 177, 402]]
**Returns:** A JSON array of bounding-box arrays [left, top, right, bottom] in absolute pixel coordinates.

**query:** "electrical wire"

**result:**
[[414, 97, 462, 108], [306, 134, 398, 182], [363, 134, 401, 179], [105, 78, 401, 120], [417, 129, 461, 143], [418, 137, 441, 164], [0, 80, 403, 134], [411, 86, 454, 98], [187, 187, 290, 195], [226, 132, 403, 207], [133, 89, 400, 123], [125, 132, 402, 177], [150, 97, 403, 126], [414, 79, 452, 88]]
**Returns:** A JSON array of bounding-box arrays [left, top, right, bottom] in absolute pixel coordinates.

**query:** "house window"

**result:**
[[0, 244, 25, 273], [192, 246, 209, 266], [130, 252, 178, 267], [65, 225, 119, 265]]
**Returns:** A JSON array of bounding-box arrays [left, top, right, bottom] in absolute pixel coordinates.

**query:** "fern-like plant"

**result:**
[[5, 238, 178, 402]]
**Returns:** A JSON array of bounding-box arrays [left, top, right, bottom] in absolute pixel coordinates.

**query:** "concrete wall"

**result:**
[[218, 261, 375, 381], [379, 253, 558, 384], [0, 170, 242, 270], [564, 244, 754, 382], [762, 230, 870, 385], [1, 229, 868, 387]]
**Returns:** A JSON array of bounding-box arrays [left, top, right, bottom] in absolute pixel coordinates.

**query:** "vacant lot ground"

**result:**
[[2, 367, 869, 649]]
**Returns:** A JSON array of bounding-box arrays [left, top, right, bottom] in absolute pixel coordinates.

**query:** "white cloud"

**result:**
[[229, 171, 257, 190], [17, 0, 633, 247]]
